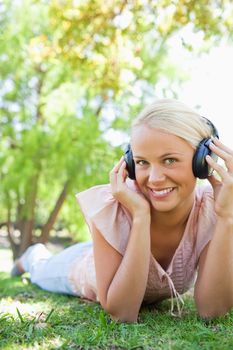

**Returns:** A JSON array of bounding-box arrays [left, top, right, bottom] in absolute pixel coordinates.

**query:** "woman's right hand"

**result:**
[[109, 157, 150, 218]]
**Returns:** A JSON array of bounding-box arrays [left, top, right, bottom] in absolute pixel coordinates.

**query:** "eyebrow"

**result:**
[[134, 152, 183, 159]]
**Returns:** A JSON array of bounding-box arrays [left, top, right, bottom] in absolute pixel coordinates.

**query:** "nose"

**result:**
[[148, 165, 166, 183]]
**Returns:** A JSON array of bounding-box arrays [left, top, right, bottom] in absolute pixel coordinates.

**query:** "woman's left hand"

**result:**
[[206, 138, 233, 219]]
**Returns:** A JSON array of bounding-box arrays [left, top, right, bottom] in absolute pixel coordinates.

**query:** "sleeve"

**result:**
[[76, 184, 132, 255], [195, 185, 217, 263]]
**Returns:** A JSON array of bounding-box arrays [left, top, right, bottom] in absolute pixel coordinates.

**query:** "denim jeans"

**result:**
[[21, 242, 92, 295]]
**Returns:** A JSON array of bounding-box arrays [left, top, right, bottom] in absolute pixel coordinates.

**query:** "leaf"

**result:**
[[16, 307, 24, 323], [45, 308, 55, 323]]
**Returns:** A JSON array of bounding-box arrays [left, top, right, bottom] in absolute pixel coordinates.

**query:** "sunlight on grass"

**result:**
[[0, 297, 51, 318], [0, 254, 233, 349]]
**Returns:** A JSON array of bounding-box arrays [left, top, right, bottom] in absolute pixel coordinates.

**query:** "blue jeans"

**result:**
[[21, 242, 92, 295]]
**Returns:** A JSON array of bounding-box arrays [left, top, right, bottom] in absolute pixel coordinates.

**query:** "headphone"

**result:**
[[124, 117, 219, 180]]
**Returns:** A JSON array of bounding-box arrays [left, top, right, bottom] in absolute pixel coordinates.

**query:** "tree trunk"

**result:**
[[40, 180, 70, 243], [17, 219, 34, 256], [6, 208, 18, 260], [13, 173, 39, 259]]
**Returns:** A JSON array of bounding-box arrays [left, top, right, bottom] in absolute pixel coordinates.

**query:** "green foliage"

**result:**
[[0, 272, 233, 350], [0, 0, 232, 254]]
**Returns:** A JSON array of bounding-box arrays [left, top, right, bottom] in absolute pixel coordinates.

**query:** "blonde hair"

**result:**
[[131, 98, 215, 149]]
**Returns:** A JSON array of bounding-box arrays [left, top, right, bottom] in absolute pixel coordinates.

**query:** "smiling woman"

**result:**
[[11, 98, 233, 322], [130, 126, 196, 214]]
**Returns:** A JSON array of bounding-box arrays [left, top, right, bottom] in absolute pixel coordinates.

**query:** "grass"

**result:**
[[0, 252, 233, 350], [1, 274, 233, 349]]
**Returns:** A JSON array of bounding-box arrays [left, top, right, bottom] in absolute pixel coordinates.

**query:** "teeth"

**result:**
[[150, 187, 173, 196]]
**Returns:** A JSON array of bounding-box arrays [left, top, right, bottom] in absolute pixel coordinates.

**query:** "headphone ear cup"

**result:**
[[192, 138, 212, 179], [124, 144, 136, 180]]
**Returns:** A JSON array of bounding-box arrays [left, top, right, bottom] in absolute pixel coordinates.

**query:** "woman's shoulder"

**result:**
[[76, 182, 135, 254], [76, 183, 112, 197], [76, 179, 139, 206]]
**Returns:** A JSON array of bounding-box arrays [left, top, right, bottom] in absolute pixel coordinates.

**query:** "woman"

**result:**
[[12, 99, 233, 322]]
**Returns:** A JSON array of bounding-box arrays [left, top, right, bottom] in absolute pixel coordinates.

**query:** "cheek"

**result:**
[[135, 172, 144, 184], [135, 169, 147, 187], [177, 166, 196, 189], [135, 162, 195, 185], [173, 166, 195, 182], [185, 161, 196, 179]]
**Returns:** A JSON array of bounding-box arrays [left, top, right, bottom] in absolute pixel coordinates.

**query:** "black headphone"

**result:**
[[124, 117, 219, 180]]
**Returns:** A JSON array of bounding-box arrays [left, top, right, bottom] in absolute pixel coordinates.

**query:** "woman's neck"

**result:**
[[150, 193, 195, 232]]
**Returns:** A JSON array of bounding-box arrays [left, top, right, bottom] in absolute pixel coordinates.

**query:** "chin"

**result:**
[[150, 202, 177, 213]]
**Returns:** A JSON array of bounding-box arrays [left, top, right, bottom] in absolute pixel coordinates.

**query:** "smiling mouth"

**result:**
[[149, 187, 175, 198]]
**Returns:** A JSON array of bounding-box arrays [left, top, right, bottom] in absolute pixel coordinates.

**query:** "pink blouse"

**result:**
[[69, 181, 216, 314]]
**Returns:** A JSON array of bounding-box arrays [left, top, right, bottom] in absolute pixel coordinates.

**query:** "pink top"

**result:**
[[69, 180, 216, 313]]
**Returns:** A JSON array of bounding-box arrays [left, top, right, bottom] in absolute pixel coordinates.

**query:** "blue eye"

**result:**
[[135, 160, 148, 166], [164, 158, 176, 165]]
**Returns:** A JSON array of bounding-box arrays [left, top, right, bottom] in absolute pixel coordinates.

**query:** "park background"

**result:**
[[0, 1, 233, 349]]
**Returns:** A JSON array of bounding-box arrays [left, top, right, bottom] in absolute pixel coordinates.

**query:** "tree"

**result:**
[[0, 0, 232, 259]]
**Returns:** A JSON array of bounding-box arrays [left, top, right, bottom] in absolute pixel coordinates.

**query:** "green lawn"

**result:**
[[0, 250, 233, 350]]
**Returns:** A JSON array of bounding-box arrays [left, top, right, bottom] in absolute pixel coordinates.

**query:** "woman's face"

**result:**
[[131, 124, 197, 213]]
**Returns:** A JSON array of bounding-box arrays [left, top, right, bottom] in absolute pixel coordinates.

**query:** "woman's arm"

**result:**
[[194, 218, 233, 318], [92, 211, 150, 323], [194, 138, 233, 318], [92, 158, 151, 322]]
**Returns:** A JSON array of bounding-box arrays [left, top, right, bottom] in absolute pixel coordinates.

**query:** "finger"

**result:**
[[209, 142, 233, 173], [206, 155, 231, 180], [211, 138, 233, 155], [209, 143, 232, 159], [109, 158, 127, 188], [110, 156, 125, 174], [210, 139, 233, 159], [109, 157, 124, 182], [117, 160, 127, 180]]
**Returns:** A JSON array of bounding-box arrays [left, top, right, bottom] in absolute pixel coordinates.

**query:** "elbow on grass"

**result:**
[[194, 290, 233, 319], [101, 303, 138, 323], [196, 301, 232, 320], [109, 312, 138, 323]]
